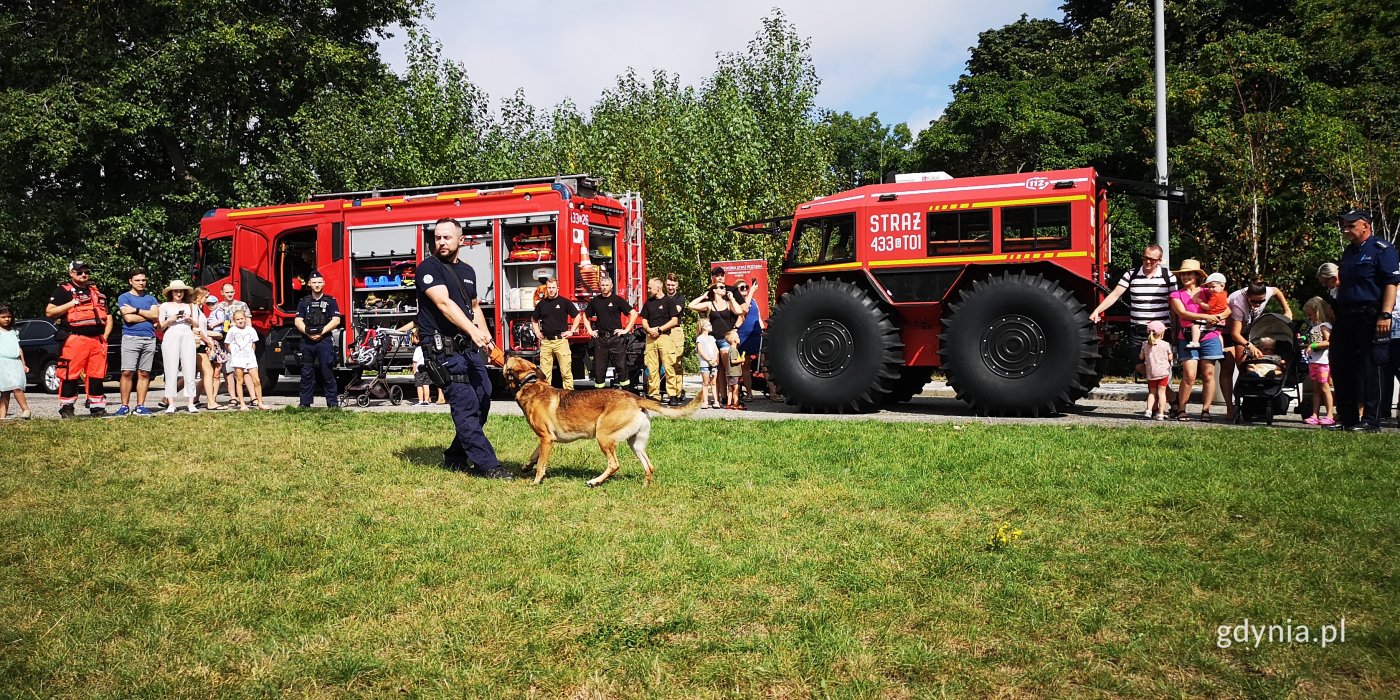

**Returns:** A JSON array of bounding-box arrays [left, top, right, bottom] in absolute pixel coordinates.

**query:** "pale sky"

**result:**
[[377, 1, 1063, 136]]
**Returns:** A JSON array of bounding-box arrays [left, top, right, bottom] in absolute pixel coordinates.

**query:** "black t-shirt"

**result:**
[[663, 293, 687, 330], [532, 295, 576, 337], [48, 284, 107, 337], [415, 256, 479, 338], [585, 294, 633, 333], [642, 296, 679, 330]]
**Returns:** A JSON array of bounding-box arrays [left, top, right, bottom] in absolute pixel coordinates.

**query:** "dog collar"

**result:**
[[519, 372, 539, 386]]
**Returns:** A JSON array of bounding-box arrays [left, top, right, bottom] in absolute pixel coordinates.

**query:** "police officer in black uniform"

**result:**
[[1331, 208, 1400, 432], [583, 275, 638, 387], [295, 271, 342, 407], [417, 218, 511, 478]]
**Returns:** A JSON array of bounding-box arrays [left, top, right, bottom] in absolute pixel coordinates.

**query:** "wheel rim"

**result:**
[[45, 364, 59, 392], [979, 314, 1047, 378], [796, 319, 854, 378]]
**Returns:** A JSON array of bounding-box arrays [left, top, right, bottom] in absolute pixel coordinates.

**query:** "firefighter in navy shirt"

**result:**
[[416, 218, 509, 478], [294, 271, 342, 407], [531, 278, 581, 389], [1331, 208, 1400, 431], [583, 275, 638, 387]]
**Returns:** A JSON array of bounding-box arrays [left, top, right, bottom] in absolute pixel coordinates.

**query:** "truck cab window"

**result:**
[[197, 236, 233, 286], [787, 213, 856, 267]]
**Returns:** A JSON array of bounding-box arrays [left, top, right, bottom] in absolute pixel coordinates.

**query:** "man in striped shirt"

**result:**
[[1091, 245, 1178, 397]]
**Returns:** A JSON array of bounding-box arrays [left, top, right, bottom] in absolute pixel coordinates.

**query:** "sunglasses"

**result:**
[[1143, 256, 1161, 263], [737, 285, 748, 290]]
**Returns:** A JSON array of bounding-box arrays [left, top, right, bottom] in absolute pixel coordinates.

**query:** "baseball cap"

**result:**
[[1204, 272, 1227, 286], [1146, 320, 1167, 335], [1339, 208, 1372, 223], [710, 266, 726, 277], [69, 260, 90, 272]]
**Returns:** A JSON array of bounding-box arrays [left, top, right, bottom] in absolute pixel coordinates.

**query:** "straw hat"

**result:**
[[1172, 259, 1207, 280], [162, 279, 194, 297]]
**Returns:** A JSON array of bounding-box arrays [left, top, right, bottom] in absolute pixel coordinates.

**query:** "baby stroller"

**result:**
[[340, 327, 409, 407], [1232, 313, 1302, 425]]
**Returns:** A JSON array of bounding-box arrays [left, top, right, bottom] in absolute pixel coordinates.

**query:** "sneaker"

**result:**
[[187, 404, 199, 414], [165, 404, 177, 415], [133, 406, 154, 417], [473, 465, 515, 480], [58, 404, 75, 419], [114, 406, 131, 418], [1319, 416, 1335, 426], [1153, 413, 1166, 421], [668, 396, 684, 407], [1304, 416, 1320, 425], [19, 410, 30, 420], [1143, 410, 1153, 419]]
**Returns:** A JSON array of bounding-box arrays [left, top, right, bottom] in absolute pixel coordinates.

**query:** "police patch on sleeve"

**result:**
[[422, 274, 434, 284]]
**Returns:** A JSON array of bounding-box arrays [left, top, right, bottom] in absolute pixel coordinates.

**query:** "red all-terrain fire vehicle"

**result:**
[[194, 175, 645, 388], [736, 167, 1184, 415]]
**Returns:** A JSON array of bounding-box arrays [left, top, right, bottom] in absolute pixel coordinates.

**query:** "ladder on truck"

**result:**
[[620, 192, 645, 307]]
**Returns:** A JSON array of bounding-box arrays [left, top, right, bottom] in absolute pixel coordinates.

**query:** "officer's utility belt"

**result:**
[[1337, 303, 1379, 318], [422, 332, 478, 387]]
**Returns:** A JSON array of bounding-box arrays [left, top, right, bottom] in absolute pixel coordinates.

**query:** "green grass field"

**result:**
[[2, 412, 1397, 698]]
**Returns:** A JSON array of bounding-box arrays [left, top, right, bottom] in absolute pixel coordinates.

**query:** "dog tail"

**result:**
[[637, 392, 705, 418]]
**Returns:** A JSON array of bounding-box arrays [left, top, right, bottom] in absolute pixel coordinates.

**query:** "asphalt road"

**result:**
[[2, 375, 1341, 432]]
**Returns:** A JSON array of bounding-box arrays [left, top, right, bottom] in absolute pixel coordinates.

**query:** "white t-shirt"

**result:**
[[1227, 287, 1275, 332], [696, 333, 719, 364], [412, 346, 426, 371], [1306, 322, 1331, 365], [158, 302, 205, 335], [225, 325, 260, 366]]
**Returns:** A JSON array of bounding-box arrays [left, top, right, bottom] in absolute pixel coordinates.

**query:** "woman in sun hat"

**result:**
[[1168, 259, 1227, 421], [157, 279, 205, 414]]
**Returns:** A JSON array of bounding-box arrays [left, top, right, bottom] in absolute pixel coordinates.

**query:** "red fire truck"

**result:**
[[193, 175, 645, 389], [739, 167, 1184, 416]]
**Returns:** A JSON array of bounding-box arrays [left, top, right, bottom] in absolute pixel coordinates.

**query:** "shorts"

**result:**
[[1147, 377, 1169, 391], [716, 338, 731, 352], [1308, 363, 1330, 384], [414, 370, 431, 387], [1177, 334, 1224, 361], [699, 362, 715, 374], [227, 356, 258, 371], [726, 375, 740, 386], [120, 335, 157, 373]]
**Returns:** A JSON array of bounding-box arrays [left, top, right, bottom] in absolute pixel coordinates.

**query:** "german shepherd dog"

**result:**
[[503, 356, 703, 486]]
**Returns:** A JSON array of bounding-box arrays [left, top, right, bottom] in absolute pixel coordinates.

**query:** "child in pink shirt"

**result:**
[[1139, 320, 1174, 420]]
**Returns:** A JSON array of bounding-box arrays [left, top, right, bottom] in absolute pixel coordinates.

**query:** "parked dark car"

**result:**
[[17, 319, 163, 392]]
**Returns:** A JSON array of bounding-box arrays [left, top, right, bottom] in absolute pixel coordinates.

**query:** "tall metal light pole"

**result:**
[[1154, 0, 1170, 266]]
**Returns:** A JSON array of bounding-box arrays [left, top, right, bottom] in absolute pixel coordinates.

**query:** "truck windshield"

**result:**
[[197, 235, 233, 286]]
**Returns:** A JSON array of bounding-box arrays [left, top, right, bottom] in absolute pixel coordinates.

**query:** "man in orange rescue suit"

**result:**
[[45, 260, 114, 418]]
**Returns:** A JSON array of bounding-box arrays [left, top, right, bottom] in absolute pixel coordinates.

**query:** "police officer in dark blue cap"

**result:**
[[1331, 208, 1400, 431], [295, 271, 342, 407], [416, 217, 512, 479]]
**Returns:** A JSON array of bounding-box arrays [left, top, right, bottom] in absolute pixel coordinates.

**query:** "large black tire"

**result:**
[[939, 271, 1099, 416], [767, 279, 903, 413], [883, 366, 934, 405]]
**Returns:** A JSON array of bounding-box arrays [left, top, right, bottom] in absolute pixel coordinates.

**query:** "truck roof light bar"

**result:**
[[310, 174, 599, 201]]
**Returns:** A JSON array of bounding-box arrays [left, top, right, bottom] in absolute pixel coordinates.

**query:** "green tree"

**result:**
[[0, 0, 424, 312], [820, 111, 912, 189]]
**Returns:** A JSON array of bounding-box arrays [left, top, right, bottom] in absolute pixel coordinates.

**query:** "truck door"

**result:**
[[234, 225, 275, 312]]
